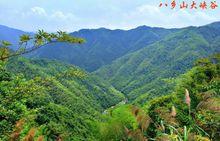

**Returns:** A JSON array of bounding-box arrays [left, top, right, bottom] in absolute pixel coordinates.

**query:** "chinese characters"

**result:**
[[159, 0, 218, 9]]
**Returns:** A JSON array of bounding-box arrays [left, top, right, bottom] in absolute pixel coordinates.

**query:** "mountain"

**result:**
[[0, 24, 30, 50], [1, 57, 124, 140], [28, 26, 176, 71], [1, 21, 220, 141], [95, 22, 220, 102]]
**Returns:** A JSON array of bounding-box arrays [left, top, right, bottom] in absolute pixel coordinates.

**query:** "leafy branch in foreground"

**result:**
[[0, 30, 85, 61]]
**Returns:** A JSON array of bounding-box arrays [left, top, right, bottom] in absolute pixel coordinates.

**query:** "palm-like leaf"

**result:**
[[20, 34, 31, 45], [1, 41, 12, 47]]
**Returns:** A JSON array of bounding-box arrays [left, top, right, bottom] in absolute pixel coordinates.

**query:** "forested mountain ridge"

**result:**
[[95, 22, 220, 103], [2, 22, 219, 73], [0, 24, 177, 72], [0, 57, 124, 140], [27, 26, 176, 71]]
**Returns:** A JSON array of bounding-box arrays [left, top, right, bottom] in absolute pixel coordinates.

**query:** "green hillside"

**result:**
[[95, 23, 220, 103], [94, 54, 220, 141], [0, 57, 124, 140]]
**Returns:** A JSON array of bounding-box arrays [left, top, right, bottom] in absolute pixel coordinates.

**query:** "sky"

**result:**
[[0, 0, 219, 32]]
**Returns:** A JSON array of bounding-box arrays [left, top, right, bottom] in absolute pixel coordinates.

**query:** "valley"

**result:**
[[0, 22, 219, 140]]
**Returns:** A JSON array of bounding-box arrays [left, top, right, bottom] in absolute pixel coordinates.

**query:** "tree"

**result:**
[[0, 30, 85, 61]]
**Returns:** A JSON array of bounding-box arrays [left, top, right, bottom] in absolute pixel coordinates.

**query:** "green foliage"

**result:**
[[94, 105, 153, 141], [96, 105, 138, 141], [0, 57, 124, 140], [144, 54, 220, 140]]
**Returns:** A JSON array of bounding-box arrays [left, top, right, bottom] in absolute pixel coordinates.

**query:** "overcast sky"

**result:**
[[0, 0, 219, 32]]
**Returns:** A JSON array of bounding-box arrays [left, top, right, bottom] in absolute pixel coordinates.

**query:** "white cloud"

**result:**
[[137, 4, 161, 15], [1, 1, 219, 32], [51, 11, 75, 20], [123, 4, 218, 28], [28, 7, 76, 21], [16, 6, 78, 31], [31, 7, 47, 16]]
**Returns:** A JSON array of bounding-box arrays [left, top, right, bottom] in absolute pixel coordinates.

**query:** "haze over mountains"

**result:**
[[30, 26, 177, 71], [0, 24, 177, 71], [1, 22, 219, 72]]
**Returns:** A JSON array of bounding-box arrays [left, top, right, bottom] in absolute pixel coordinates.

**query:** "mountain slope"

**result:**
[[1, 57, 124, 140], [7, 57, 124, 109], [29, 26, 176, 71], [95, 22, 220, 102]]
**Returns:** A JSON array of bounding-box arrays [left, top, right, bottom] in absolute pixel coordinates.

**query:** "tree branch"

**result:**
[[0, 41, 59, 61]]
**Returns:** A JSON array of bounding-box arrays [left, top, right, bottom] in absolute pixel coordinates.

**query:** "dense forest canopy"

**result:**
[[0, 57, 124, 140]]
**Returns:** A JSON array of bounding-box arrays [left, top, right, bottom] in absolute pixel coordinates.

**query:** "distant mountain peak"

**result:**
[[77, 27, 111, 33], [134, 25, 151, 30]]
